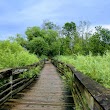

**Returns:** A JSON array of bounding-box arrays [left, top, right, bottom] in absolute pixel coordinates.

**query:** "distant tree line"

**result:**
[[10, 20, 110, 57]]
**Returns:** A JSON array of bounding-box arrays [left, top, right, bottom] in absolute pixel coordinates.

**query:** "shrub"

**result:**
[[0, 40, 39, 69], [55, 52, 110, 88]]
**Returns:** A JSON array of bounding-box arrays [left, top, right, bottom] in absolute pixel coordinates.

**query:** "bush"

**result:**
[[0, 40, 39, 69], [55, 52, 110, 88], [19, 66, 41, 78]]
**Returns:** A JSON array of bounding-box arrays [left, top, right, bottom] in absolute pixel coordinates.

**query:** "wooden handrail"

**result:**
[[52, 59, 110, 110], [0, 59, 45, 106]]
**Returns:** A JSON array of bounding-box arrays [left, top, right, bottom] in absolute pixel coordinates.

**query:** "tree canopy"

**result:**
[[11, 20, 110, 57]]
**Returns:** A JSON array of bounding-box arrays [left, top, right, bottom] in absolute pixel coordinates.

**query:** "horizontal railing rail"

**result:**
[[0, 60, 45, 106], [52, 59, 110, 110]]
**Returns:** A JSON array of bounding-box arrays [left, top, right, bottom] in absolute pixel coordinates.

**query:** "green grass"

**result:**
[[19, 66, 41, 78], [0, 40, 40, 86], [0, 40, 39, 69], [55, 52, 110, 88]]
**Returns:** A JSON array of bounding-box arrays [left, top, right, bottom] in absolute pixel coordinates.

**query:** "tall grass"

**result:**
[[55, 52, 110, 88], [0, 40, 39, 69]]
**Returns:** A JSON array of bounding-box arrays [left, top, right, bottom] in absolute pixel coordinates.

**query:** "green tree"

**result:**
[[59, 37, 72, 55], [28, 37, 49, 56], [25, 25, 60, 57], [62, 22, 77, 54], [44, 29, 58, 45], [49, 40, 61, 56], [73, 21, 92, 55], [25, 26, 43, 41], [62, 22, 76, 38], [89, 33, 107, 55], [88, 26, 110, 55], [77, 21, 91, 38], [95, 26, 110, 44], [42, 20, 59, 30]]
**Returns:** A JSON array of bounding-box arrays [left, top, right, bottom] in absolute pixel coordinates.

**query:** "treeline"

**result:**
[[10, 20, 110, 57]]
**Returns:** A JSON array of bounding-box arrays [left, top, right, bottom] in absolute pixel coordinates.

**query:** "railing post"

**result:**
[[10, 72, 13, 98]]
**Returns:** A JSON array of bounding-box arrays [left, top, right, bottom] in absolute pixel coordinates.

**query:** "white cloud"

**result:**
[[0, 0, 69, 26], [0, 0, 110, 40], [18, 0, 66, 20], [90, 24, 110, 34], [101, 25, 110, 30]]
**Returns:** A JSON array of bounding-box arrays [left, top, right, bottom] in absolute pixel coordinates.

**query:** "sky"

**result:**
[[0, 0, 110, 40]]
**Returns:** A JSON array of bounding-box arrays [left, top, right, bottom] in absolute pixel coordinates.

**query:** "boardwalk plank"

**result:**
[[1, 62, 74, 110]]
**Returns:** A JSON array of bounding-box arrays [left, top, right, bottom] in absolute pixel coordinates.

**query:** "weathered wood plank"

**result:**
[[52, 59, 110, 110]]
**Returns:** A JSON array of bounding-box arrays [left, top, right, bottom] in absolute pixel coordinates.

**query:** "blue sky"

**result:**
[[0, 0, 110, 39]]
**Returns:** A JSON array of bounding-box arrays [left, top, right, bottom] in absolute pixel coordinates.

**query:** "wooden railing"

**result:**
[[0, 60, 45, 106], [52, 59, 110, 110]]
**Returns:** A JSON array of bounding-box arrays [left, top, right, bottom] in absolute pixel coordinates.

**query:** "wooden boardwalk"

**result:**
[[1, 62, 74, 110]]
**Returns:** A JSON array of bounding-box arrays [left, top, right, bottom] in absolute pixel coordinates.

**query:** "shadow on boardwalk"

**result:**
[[1, 62, 74, 110]]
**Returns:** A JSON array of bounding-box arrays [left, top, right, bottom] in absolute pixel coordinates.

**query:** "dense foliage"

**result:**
[[0, 40, 39, 69], [22, 21, 110, 57], [3, 20, 110, 88], [55, 53, 110, 88], [19, 66, 41, 78]]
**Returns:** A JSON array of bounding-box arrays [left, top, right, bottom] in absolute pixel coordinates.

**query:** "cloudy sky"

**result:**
[[0, 0, 110, 39]]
